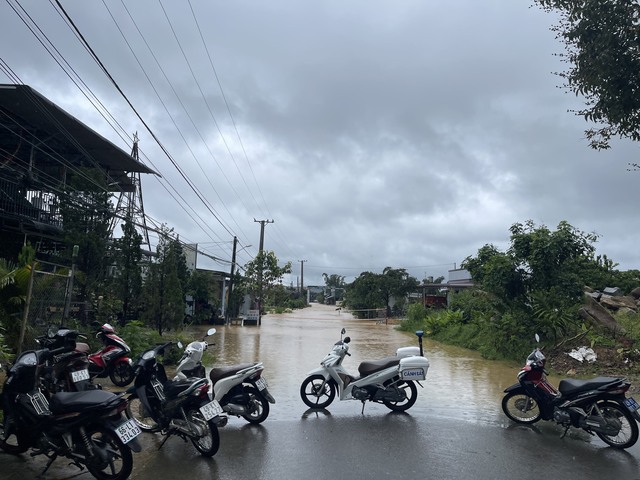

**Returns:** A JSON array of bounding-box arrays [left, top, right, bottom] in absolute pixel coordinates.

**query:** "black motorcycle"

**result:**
[[502, 335, 640, 449], [36, 325, 96, 393], [124, 341, 221, 457], [0, 344, 141, 480]]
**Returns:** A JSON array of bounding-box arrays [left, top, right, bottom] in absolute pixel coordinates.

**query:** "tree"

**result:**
[[188, 270, 221, 321], [59, 169, 113, 308], [110, 214, 143, 323], [140, 227, 186, 335], [322, 273, 346, 288], [379, 267, 419, 316], [534, 0, 640, 149], [461, 220, 608, 339], [241, 251, 292, 312], [344, 268, 419, 316]]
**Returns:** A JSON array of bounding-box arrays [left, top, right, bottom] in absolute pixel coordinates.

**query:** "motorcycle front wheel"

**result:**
[[502, 390, 542, 424], [109, 363, 135, 387], [592, 400, 639, 449], [300, 374, 336, 409], [0, 414, 28, 454], [383, 380, 418, 412], [85, 426, 133, 480], [125, 394, 160, 432], [186, 407, 220, 457], [241, 386, 270, 424]]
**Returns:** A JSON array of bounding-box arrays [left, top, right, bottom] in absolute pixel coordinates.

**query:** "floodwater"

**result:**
[[199, 302, 531, 425]]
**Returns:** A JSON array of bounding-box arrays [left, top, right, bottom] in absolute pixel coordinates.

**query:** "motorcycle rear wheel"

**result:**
[[85, 426, 133, 480], [126, 394, 160, 432], [186, 407, 220, 457], [383, 380, 418, 412], [241, 386, 270, 424], [592, 401, 639, 449], [501, 391, 541, 424], [109, 363, 135, 387], [300, 374, 336, 409]]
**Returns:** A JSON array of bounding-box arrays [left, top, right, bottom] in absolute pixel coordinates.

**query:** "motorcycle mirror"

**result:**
[[47, 325, 57, 338], [177, 341, 183, 349], [206, 328, 216, 336], [341, 328, 346, 335], [535, 333, 540, 343]]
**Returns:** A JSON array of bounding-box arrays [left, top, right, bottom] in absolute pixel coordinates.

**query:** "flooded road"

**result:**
[[208, 302, 531, 424], [4, 302, 640, 479]]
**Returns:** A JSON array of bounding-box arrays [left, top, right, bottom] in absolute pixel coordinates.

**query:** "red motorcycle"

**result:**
[[77, 323, 135, 387], [502, 334, 640, 449]]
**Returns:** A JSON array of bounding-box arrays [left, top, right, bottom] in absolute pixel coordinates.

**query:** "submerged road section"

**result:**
[[2, 303, 640, 479]]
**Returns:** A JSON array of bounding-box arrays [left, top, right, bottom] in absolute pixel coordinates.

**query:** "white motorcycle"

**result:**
[[300, 328, 430, 413], [174, 328, 276, 425]]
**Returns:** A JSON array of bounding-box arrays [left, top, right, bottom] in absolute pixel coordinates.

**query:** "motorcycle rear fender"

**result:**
[[103, 416, 142, 453]]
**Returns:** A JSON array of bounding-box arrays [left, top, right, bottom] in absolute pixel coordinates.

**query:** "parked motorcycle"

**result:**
[[124, 341, 222, 456], [173, 328, 276, 425], [83, 323, 135, 387], [502, 334, 640, 449], [36, 325, 95, 393], [0, 344, 141, 480], [173, 328, 217, 381], [300, 328, 430, 413]]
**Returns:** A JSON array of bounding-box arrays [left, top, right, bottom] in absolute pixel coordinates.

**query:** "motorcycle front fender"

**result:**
[[503, 383, 524, 394], [305, 366, 330, 379]]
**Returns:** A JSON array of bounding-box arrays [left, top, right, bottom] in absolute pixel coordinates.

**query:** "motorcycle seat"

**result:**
[[558, 376, 623, 396], [163, 378, 203, 398], [49, 390, 122, 414], [209, 363, 255, 383], [358, 356, 401, 377]]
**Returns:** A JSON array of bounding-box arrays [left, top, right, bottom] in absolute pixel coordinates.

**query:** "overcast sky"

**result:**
[[2, 1, 639, 287]]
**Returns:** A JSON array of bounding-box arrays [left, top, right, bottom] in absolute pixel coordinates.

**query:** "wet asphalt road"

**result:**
[[3, 304, 640, 479], [4, 409, 640, 480]]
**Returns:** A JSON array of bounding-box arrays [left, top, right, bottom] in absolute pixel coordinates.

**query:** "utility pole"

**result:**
[[254, 219, 274, 325], [299, 260, 307, 291], [226, 236, 238, 324], [299, 259, 307, 294]]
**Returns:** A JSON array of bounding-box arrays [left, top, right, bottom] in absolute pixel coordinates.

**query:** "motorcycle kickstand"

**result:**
[[361, 401, 366, 415], [560, 425, 570, 439]]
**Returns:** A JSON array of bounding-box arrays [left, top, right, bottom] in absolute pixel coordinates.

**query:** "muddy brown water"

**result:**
[[195, 302, 537, 425]]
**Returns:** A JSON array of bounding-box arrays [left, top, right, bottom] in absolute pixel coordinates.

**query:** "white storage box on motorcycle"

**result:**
[[398, 356, 429, 381]]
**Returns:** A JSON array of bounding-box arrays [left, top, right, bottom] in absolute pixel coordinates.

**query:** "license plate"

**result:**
[[255, 377, 268, 391], [71, 369, 90, 383], [400, 368, 426, 381], [199, 400, 223, 421], [624, 397, 640, 412], [115, 419, 141, 444]]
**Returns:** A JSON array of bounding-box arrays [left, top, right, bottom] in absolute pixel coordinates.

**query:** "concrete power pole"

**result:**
[[225, 236, 238, 324], [254, 219, 274, 325]]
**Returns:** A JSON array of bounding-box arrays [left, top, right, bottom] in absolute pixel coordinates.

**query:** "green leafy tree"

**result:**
[[141, 227, 185, 335], [344, 268, 418, 316], [344, 271, 385, 312], [462, 220, 606, 340], [379, 267, 419, 316], [534, 0, 640, 149], [322, 273, 346, 288], [241, 251, 292, 312], [188, 270, 221, 321], [110, 214, 143, 323], [59, 169, 113, 305]]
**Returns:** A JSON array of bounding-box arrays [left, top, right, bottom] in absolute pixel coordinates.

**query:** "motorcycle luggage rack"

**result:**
[[151, 378, 166, 401], [28, 392, 51, 415]]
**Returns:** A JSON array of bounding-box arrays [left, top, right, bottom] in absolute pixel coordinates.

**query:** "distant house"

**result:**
[[413, 268, 474, 308]]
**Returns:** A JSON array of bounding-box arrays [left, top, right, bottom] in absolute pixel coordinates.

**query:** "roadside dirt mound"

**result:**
[[545, 343, 640, 395]]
